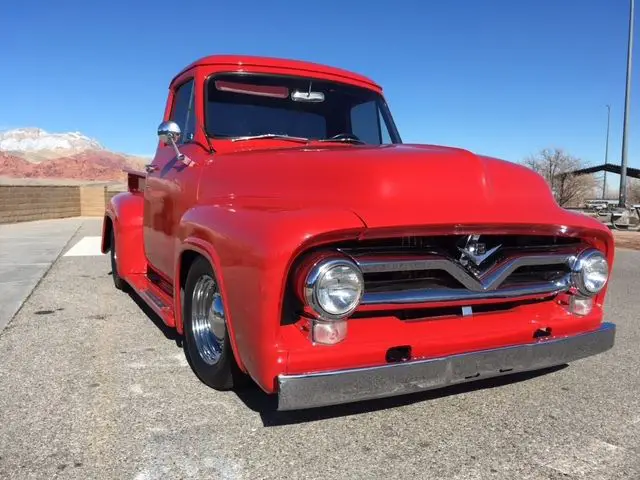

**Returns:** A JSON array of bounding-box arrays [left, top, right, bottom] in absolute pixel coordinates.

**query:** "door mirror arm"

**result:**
[[157, 121, 196, 167]]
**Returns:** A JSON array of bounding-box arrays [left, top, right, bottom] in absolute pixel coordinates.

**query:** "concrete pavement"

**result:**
[[0, 218, 638, 479], [0, 218, 85, 332]]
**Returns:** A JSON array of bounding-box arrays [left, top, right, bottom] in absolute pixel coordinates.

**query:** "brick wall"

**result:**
[[79, 186, 107, 216], [106, 187, 125, 205], [0, 184, 125, 224]]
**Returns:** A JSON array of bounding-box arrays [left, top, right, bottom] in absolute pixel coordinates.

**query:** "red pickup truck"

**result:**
[[102, 54, 616, 410]]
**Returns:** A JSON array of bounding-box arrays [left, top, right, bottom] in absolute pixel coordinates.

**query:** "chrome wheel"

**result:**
[[110, 228, 125, 290], [110, 231, 117, 266], [191, 274, 226, 365]]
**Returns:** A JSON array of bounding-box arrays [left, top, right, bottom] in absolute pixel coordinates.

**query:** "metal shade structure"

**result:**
[[561, 163, 640, 180]]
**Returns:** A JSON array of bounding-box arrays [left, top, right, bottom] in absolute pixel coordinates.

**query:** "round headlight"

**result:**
[[572, 249, 609, 295], [304, 258, 364, 320]]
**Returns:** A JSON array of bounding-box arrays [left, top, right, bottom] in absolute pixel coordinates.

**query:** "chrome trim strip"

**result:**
[[276, 322, 616, 411], [361, 276, 571, 305]]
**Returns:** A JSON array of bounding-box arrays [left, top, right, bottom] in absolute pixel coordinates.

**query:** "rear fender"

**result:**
[[103, 190, 146, 278]]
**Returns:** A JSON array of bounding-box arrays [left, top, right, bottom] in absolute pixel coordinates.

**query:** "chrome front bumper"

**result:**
[[276, 322, 616, 411]]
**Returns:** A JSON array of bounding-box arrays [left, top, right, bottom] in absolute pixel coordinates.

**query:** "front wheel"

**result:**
[[182, 257, 239, 390], [110, 228, 126, 291]]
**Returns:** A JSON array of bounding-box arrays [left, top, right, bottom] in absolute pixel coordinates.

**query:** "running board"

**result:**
[[147, 266, 174, 298], [126, 273, 176, 327], [143, 288, 170, 311]]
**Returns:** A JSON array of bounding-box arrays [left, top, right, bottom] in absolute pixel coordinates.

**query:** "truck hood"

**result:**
[[203, 143, 602, 232]]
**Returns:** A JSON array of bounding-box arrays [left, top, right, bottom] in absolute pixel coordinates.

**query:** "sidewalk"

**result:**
[[0, 218, 85, 332]]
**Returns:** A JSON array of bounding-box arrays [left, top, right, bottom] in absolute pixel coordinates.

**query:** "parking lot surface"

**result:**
[[0, 218, 638, 479], [0, 218, 83, 333]]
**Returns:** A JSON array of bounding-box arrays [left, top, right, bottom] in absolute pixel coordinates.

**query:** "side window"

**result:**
[[170, 79, 195, 143], [379, 109, 392, 144], [350, 100, 393, 145]]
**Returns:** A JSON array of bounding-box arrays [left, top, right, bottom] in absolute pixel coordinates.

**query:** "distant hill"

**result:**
[[0, 128, 148, 182]]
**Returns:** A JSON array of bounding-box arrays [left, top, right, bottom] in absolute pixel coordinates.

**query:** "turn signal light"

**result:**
[[570, 296, 593, 316], [312, 319, 347, 345]]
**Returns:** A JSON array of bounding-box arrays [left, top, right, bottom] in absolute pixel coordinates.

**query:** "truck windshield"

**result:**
[[204, 73, 401, 145]]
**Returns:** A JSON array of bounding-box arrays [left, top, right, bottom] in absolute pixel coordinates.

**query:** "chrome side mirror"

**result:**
[[156, 120, 194, 165], [157, 121, 181, 144]]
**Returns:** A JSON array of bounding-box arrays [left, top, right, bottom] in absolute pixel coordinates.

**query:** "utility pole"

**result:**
[[603, 104, 611, 199], [620, 0, 635, 207]]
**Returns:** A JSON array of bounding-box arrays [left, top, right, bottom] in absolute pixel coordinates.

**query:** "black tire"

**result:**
[[182, 256, 239, 390], [110, 228, 126, 291]]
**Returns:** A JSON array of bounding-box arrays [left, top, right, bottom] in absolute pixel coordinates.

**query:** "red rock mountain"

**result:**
[[0, 152, 32, 177], [0, 128, 148, 183]]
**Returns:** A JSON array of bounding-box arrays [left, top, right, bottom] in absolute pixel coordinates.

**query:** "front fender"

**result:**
[[175, 205, 366, 392]]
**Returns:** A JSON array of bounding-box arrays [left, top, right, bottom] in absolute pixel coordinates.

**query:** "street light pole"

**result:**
[[603, 104, 611, 199], [620, 0, 635, 207]]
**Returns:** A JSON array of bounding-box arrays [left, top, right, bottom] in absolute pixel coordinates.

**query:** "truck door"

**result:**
[[143, 77, 201, 281]]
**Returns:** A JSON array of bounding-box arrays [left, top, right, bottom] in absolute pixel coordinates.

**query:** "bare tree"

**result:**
[[523, 148, 599, 207], [627, 178, 640, 204]]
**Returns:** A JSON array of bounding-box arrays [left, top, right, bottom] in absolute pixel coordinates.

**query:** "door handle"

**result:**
[[145, 164, 158, 173]]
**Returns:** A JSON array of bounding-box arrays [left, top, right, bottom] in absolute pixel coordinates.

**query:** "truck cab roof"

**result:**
[[170, 54, 382, 92]]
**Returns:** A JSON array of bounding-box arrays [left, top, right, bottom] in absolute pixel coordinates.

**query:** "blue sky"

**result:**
[[0, 0, 637, 174]]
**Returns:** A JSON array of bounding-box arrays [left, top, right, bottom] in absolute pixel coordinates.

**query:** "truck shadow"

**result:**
[[235, 364, 568, 427], [120, 279, 568, 427], [123, 286, 183, 348]]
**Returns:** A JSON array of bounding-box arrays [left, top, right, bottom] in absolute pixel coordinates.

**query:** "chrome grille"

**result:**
[[337, 234, 582, 306]]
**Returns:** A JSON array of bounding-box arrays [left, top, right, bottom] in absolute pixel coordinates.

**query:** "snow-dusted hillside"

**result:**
[[0, 128, 104, 162], [0, 127, 146, 182]]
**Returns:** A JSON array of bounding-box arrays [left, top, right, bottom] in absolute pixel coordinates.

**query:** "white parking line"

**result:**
[[63, 236, 105, 257]]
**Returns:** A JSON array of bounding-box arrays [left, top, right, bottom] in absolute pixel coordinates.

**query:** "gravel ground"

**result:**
[[0, 219, 638, 479]]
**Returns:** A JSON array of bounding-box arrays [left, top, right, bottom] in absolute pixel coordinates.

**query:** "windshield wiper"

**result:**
[[316, 134, 366, 145], [317, 138, 365, 145], [230, 134, 310, 143]]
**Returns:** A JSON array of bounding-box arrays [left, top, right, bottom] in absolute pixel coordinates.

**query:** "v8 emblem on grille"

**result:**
[[458, 234, 501, 267]]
